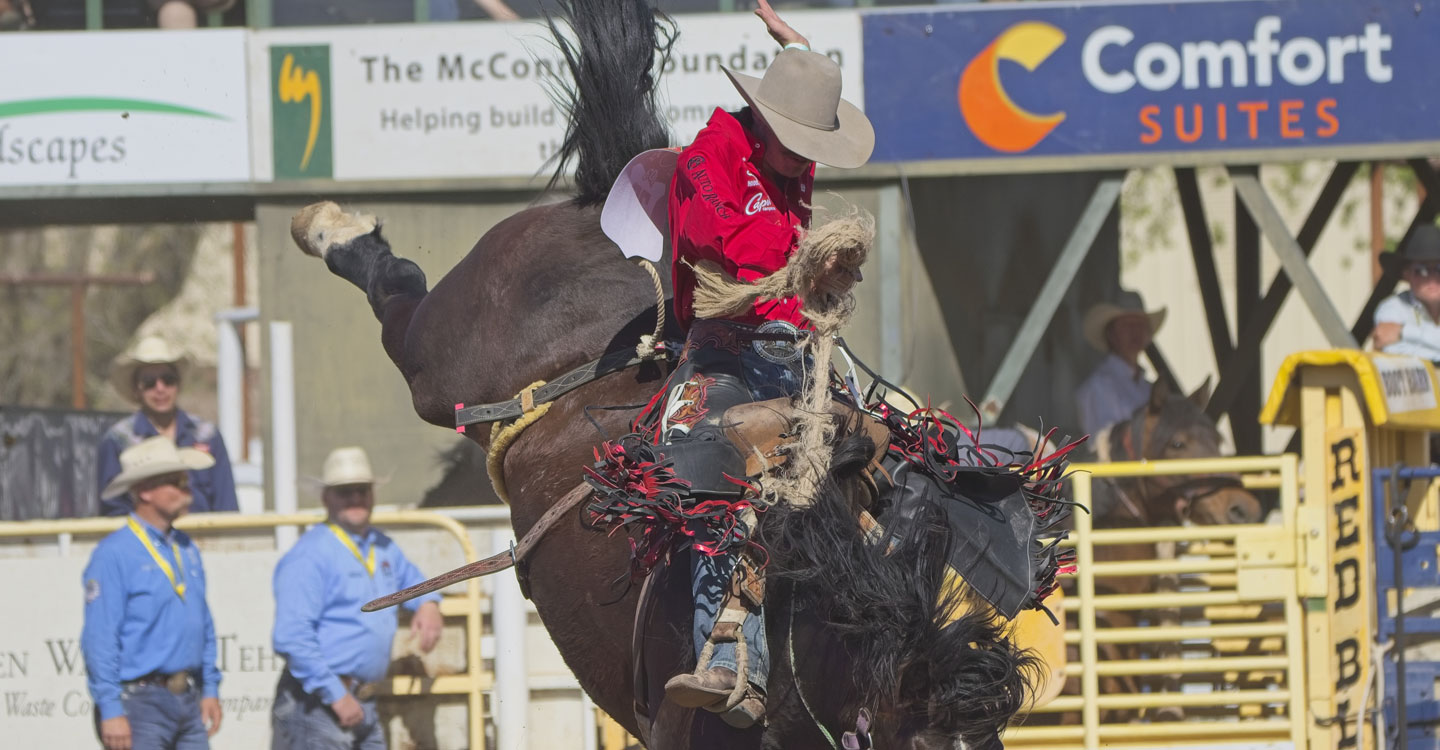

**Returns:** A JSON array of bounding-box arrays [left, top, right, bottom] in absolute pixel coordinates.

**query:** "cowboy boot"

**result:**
[[664, 666, 738, 708], [664, 668, 767, 728]]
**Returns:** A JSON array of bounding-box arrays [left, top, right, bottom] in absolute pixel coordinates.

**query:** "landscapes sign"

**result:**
[[0, 30, 250, 186], [862, 0, 1440, 166], [251, 13, 863, 182]]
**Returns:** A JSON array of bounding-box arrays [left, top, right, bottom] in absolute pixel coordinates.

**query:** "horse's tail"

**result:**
[[545, 0, 676, 206]]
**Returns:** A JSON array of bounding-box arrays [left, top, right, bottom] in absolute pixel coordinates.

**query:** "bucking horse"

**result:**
[[287, 1, 1073, 747]]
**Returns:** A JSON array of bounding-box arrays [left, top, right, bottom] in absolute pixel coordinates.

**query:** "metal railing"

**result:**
[[0, 510, 489, 750], [1007, 454, 1305, 750]]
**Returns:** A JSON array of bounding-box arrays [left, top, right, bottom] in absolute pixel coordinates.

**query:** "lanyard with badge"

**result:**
[[328, 524, 376, 577], [127, 517, 187, 599]]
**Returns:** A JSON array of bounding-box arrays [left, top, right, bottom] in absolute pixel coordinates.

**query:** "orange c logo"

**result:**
[[958, 22, 1067, 153]]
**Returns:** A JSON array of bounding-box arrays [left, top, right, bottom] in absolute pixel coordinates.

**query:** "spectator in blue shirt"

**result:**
[[97, 336, 238, 517], [81, 436, 224, 750], [1075, 290, 1167, 440], [272, 446, 444, 750], [1374, 225, 1440, 362]]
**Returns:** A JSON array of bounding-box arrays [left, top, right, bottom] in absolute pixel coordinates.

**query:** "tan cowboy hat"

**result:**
[[723, 49, 874, 169], [109, 336, 191, 402], [313, 446, 389, 488], [101, 435, 214, 499], [1082, 290, 1167, 352]]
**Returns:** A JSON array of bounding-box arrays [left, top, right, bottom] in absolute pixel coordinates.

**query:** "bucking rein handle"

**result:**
[[363, 543, 514, 611], [362, 483, 592, 612]]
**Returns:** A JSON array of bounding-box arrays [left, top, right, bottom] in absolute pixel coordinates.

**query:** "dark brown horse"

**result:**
[[292, 2, 1038, 748]]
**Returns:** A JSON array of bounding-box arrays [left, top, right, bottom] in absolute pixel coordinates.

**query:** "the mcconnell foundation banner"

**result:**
[[862, 0, 1439, 167]]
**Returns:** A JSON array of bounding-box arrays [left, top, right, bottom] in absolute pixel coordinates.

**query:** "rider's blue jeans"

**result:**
[[691, 543, 771, 690], [668, 325, 805, 694]]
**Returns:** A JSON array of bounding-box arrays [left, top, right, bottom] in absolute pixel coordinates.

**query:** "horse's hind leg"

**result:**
[[291, 201, 428, 375]]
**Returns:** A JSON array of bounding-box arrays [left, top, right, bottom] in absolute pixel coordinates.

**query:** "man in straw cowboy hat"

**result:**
[[271, 447, 443, 750], [1074, 289, 1168, 439], [656, 0, 873, 727], [1374, 225, 1440, 362], [81, 436, 225, 750], [98, 335, 238, 517]]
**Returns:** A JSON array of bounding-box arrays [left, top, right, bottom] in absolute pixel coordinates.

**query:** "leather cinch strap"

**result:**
[[455, 349, 663, 428], [362, 483, 594, 612]]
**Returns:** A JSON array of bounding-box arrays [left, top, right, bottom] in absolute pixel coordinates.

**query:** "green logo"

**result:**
[[270, 45, 333, 180]]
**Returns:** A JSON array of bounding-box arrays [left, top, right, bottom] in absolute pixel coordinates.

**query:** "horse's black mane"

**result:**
[[761, 433, 1038, 749], [545, 0, 677, 206]]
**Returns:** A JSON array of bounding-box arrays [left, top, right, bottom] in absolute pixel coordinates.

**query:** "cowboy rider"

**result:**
[[658, 0, 875, 728]]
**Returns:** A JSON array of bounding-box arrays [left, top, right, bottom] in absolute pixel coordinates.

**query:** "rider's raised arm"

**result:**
[[754, 0, 810, 50]]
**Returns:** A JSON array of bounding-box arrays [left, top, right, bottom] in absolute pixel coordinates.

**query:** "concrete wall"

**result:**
[[255, 182, 967, 510], [256, 197, 545, 509], [255, 163, 1395, 498]]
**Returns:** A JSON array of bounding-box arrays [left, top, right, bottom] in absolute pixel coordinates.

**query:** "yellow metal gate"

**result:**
[[1008, 454, 1306, 750], [1008, 349, 1440, 750]]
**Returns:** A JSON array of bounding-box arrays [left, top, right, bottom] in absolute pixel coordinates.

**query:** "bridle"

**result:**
[[1106, 412, 1245, 526]]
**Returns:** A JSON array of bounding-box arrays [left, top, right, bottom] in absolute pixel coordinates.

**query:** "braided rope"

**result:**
[[486, 380, 551, 504]]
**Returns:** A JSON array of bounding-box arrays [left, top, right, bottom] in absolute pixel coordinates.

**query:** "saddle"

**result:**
[[657, 396, 891, 498]]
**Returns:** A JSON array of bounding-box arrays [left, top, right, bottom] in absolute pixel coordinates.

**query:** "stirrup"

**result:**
[[715, 688, 766, 728]]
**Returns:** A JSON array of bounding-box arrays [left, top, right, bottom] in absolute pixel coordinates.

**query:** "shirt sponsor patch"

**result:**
[[744, 193, 776, 216], [85, 579, 101, 603]]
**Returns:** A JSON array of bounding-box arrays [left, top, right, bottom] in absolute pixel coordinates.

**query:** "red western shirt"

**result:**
[[669, 108, 815, 331]]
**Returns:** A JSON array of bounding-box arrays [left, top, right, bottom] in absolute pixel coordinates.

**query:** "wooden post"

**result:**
[[0, 272, 156, 409], [70, 283, 86, 408], [232, 222, 251, 460], [1372, 163, 1385, 285]]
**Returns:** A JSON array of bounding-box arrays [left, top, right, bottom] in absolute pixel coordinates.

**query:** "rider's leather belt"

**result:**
[[689, 319, 808, 365]]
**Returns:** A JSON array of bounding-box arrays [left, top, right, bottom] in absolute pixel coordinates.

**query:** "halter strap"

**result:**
[[328, 524, 376, 577], [127, 517, 186, 599]]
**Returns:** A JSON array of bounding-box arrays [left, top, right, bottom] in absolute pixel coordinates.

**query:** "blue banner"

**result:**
[[862, 0, 1440, 165]]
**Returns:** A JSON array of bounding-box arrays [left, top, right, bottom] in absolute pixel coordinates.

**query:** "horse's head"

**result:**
[[763, 432, 1040, 750], [1119, 378, 1263, 526]]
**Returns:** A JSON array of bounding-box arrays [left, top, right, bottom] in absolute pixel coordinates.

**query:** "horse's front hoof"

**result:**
[[291, 201, 377, 259]]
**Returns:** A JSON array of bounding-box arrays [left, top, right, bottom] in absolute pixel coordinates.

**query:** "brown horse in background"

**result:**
[[291, 1, 1040, 748], [1070, 380, 1264, 723]]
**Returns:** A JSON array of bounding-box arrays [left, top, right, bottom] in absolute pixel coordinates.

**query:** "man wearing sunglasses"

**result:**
[[97, 336, 239, 517], [1374, 226, 1440, 361], [83, 436, 225, 750]]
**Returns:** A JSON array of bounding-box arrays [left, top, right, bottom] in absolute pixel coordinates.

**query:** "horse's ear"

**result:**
[[1148, 378, 1171, 413], [1188, 377, 1213, 410]]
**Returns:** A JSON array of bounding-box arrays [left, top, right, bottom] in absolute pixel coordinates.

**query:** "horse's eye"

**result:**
[[1170, 439, 1186, 450]]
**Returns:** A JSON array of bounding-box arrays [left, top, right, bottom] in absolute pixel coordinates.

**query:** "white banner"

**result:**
[[0, 554, 282, 749], [250, 13, 863, 183], [0, 30, 251, 186]]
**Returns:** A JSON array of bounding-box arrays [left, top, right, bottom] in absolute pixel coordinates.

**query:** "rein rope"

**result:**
[[483, 258, 668, 505]]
